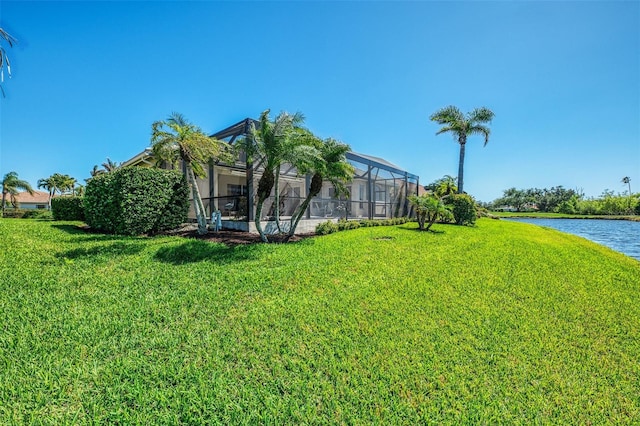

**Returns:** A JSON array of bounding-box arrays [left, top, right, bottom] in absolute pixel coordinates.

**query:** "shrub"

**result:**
[[1, 209, 26, 218], [316, 220, 339, 235], [84, 167, 189, 235], [635, 201, 640, 216], [52, 197, 85, 221], [22, 209, 53, 220], [445, 194, 477, 226]]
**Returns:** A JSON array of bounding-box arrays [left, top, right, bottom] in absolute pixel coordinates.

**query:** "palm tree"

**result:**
[[287, 138, 354, 239], [37, 177, 56, 209], [247, 109, 308, 242], [74, 184, 85, 197], [2, 171, 34, 215], [430, 106, 494, 194], [622, 176, 631, 195], [151, 112, 230, 235], [38, 173, 76, 208], [101, 158, 121, 172], [408, 194, 452, 231], [622, 176, 632, 211], [0, 28, 17, 97], [428, 175, 458, 198]]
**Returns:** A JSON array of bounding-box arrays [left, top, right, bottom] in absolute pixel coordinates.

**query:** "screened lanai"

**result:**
[[200, 118, 420, 231]]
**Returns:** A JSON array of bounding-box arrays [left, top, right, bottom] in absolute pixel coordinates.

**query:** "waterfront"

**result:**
[[507, 218, 640, 261]]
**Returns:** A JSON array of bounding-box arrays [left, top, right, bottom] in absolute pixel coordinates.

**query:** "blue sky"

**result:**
[[1, 1, 638, 202]]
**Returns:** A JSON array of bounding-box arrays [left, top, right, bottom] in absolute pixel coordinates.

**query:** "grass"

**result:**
[[1, 218, 639, 424], [493, 211, 640, 221]]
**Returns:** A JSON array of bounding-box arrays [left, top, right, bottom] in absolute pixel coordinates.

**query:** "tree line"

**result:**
[[488, 184, 639, 215]]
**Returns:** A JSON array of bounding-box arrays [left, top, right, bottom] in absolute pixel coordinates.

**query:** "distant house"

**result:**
[[123, 117, 420, 233], [12, 190, 51, 210]]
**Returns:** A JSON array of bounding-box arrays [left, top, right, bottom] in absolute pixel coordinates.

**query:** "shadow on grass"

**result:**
[[58, 241, 147, 259], [403, 227, 446, 234], [154, 239, 259, 265], [51, 224, 145, 243], [51, 224, 87, 235]]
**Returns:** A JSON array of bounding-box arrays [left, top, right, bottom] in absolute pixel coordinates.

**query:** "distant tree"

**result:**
[[151, 112, 230, 235], [425, 175, 458, 198], [287, 137, 354, 239], [2, 171, 34, 215], [90, 164, 105, 177], [622, 176, 631, 195], [0, 28, 17, 97], [430, 106, 494, 194], [73, 184, 85, 197], [102, 158, 121, 172], [38, 173, 76, 208], [37, 177, 56, 209]]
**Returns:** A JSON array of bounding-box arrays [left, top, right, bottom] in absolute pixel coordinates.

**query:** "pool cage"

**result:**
[[195, 118, 419, 231]]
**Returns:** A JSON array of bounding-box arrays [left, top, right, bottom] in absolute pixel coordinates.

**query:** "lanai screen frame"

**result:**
[[203, 118, 420, 221]]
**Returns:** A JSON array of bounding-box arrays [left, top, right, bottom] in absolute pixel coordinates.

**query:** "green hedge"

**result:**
[[84, 167, 189, 235], [52, 197, 85, 221], [316, 217, 410, 235], [1, 209, 53, 219]]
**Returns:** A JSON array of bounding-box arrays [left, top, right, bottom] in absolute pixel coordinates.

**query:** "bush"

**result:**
[[84, 167, 189, 235], [22, 209, 53, 220], [52, 197, 85, 221], [316, 220, 339, 235], [1, 209, 26, 218], [445, 194, 477, 226], [318, 217, 409, 235], [635, 201, 640, 216]]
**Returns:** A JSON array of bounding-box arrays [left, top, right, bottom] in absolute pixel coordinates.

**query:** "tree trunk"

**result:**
[[255, 197, 268, 243], [255, 170, 274, 243], [457, 137, 466, 194], [1, 191, 6, 215], [287, 173, 323, 239], [274, 165, 282, 233], [187, 166, 208, 235]]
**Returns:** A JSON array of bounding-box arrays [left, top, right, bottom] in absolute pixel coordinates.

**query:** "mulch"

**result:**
[[155, 224, 316, 247]]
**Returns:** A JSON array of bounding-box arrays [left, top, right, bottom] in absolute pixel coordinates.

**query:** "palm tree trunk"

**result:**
[[274, 165, 282, 233], [287, 173, 324, 240], [457, 138, 466, 194], [287, 195, 313, 239], [1, 191, 6, 215], [187, 166, 208, 235], [255, 197, 268, 243]]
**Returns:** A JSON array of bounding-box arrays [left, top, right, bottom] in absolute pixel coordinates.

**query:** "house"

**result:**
[[10, 190, 51, 210], [123, 118, 420, 233]]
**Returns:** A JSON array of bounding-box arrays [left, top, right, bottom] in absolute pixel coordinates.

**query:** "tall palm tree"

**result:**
[[247, 109, 308, 242], [287, 137, 354, 239], [151, 112, 230, 235], [622, 176, 631, 195], [430, 106, 494, 194], [622, 176, 632, 211], [2, 171, 34, 215], [0, 28, 17, 97]]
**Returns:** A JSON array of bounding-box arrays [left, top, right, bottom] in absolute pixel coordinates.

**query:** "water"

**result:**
[[506, 218, 640, 261]]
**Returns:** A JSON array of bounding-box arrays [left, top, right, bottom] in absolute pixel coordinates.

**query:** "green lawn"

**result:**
[[1, 218, 639, 424]]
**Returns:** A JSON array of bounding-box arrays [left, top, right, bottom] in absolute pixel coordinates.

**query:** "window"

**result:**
[[227, 184, 247, 196]]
